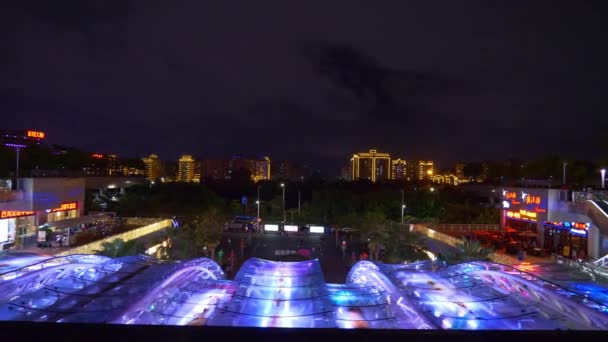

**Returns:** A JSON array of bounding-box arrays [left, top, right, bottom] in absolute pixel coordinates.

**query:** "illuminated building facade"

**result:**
[[178, 155, 196, 182], [500, 187, 608, 259], [350, 150, 391, 182], [418, 161, 434, 180], [391, 159, 407, 180], [230, 155, 271, 182], [85, 154, 121, 176], [1, 129, 46, 148], [142, 154, 163, 182], [0, 178, 85, 250]]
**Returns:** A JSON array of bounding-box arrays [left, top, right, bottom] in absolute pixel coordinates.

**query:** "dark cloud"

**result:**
[[1, 1, 607, 174]]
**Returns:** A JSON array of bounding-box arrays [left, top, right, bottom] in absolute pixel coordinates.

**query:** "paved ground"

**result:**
[[215, 232, 353, 283]]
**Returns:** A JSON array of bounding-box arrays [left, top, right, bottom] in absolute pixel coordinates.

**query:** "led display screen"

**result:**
[[284, 225, 298, 232], [309, 226, 324, 234], [0, 219, 8, 243], [264, 224, 279, 232]]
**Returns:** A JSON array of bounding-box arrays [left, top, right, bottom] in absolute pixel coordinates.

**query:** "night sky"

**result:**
[[2, 1, 607, 174]]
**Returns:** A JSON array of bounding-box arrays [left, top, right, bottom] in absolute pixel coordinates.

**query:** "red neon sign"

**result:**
[[1, 211, 35, 219], [50, 202, 78, 213], [91, 153, 104, 159], [26, 130, 45, 139]]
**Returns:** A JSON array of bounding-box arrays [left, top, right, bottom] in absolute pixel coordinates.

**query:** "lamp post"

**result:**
[[298, 190, 301, 216], [257, 185, 261, 218], [256, 200, 260, 223], [400, 190, 405, 224], [280, 183, 286, 223], [601, 169, 606, 189]]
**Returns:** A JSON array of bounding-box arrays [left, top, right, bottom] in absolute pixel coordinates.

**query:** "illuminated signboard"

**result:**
[[0, 211, 35, 219], [264, 224, 279, 232], [91, 153, 104, 159], [309, 226, 325, 234], [544, 221, 590, 236], [50, 202, 78, 213], [503, 189, 547, 222], [506, 209, 537, 221], [284, 225, 298, 232], [26, 130, 45, 139]]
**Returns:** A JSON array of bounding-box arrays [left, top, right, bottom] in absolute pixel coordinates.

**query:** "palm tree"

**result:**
[[447, 238, 492, 264]]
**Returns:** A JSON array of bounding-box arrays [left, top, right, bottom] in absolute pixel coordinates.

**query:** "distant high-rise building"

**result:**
[[340, 165, 351, 181], [455, 162, 466, 179], [406, 160, 418, 181], [272, 160, 312, 181], [418, 161, 434, 180], [350, 150, 391, 182], [85, 153, 121, 176], [1, 129, 46, 148], [142, 154, 163, 182], [178, 155, 196, 182], [201, 159, 230, 181], [230, 155, 271, 182], [391, 159, 407, 180]]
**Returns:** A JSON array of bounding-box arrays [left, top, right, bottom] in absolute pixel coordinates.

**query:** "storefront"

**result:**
[[543, 221, 589, 259], [45, 202, 79, 223], [0, 211, 36, 249], [501, 189, 548, 239]]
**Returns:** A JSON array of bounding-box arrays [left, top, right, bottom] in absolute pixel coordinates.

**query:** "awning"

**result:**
[[40, 213, 114, 231]]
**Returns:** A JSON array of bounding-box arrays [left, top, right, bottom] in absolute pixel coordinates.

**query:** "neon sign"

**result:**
[[26, 130, 45, 139], [544, 221, 590, 236], [50, 202, 78, 213], [504, 192, 517, 200], [506, 209, 537, 221], [1, 211, 35, 219], [525, 195, 541, 205], [91, 153, 104, 159]]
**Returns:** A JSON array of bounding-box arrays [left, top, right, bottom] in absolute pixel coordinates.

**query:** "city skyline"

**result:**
[[1, 2, 606, 175]]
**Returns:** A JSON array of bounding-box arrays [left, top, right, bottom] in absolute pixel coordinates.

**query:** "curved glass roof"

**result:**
[[1, 255, 608, 330]]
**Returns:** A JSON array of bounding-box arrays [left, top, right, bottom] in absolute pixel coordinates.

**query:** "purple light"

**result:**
[[4, 143, 26, 148]]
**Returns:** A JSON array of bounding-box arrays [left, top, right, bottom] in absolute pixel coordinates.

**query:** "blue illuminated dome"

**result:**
[[0, 255, 607, 330]]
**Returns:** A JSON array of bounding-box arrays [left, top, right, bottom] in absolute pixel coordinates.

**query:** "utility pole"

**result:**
[[563, 161, 567, 185]]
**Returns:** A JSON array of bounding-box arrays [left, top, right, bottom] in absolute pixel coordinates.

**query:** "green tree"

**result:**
[[192, 208, 225, 259], [96, 238, 144, 257], [378, 223, 428, 263]]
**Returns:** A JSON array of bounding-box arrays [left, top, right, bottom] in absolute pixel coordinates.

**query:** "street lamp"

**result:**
[[601, 169, 606, 189], [257, 185, 261, 218], [280, 183, 286, 222], [400, 189, 405, 224]]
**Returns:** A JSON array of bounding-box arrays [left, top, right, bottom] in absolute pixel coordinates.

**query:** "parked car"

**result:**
[[225, 216, 257, 232]]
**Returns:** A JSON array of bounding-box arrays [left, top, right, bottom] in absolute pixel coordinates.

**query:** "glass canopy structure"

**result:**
[[0, 255, 607, 330]]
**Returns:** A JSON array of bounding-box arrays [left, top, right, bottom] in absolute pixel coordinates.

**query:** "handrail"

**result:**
[[469, 261, 608, 309], [0, 254, 103, 277]]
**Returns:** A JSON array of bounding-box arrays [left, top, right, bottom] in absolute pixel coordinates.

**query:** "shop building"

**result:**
[[501, 187, 608, 259], [0, 178, 85, 250]]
